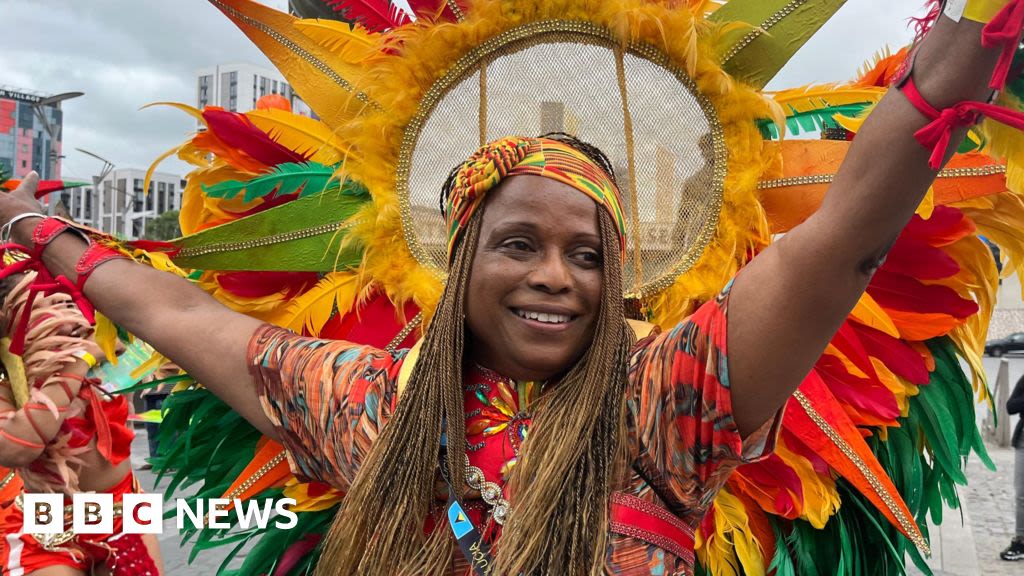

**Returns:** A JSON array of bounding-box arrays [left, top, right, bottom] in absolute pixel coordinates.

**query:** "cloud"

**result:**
[[1, 0, 286, 178], [2, 0, 922, 180]]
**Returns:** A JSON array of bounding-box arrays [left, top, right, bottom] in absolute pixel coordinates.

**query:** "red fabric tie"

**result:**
[[982, 0, 1024, 89], [902, 76, 1024, 169], [0, 243, 94, 354]]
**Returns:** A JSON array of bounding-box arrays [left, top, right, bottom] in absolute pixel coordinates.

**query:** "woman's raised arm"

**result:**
[[727, 10, 1008, 436]]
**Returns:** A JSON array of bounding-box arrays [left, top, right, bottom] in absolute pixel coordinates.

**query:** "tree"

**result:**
[[143, 210, 182, 241]]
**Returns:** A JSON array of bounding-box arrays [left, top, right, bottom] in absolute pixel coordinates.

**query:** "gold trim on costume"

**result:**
[[721, 0, 810, 65], [793, 391, 930, 556], [757, 163, 1007, 190]]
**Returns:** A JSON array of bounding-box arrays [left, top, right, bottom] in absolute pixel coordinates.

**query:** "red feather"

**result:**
[[202, 107, 307, 168], [781, 429, 831, 476], [828, 322, 876, 377], [899, 206, 975, 247], [851, 323, 931, 384], [325, 0, 411, 32], [320, 289, 421, 348], [884, 235, 961, 280], [816, 357, 901, 425], [732, 455, 802, 518], [867, 269, 978, 318], [215, 271, 318, 299], [3, 179, 89, 198], [191, 129, 268, 174]]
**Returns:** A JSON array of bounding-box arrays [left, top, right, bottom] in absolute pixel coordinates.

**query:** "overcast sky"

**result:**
[[1, 0, 924, 179]]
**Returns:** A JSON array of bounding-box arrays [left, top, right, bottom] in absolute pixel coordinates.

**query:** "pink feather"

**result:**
[[325, 0, 411, 32]]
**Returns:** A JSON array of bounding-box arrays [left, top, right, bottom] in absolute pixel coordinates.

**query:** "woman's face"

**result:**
[[465, 174, 604, 382]]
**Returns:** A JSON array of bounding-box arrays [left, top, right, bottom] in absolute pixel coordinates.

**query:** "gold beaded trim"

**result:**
[[463, 454, 509, 525], [793, 391, 930, 555], [384, 312, 424, 354], [203, 451, 288, 527], [176, 220, 359, 259], [0, 470, 14, 491], [722, 0, 809, 65], [396, 20, 727, 299], [209, 0, 382, 112], [758, 163, 1006, 190], [445, 0, 466, 22], [223, 451, 288, 502]]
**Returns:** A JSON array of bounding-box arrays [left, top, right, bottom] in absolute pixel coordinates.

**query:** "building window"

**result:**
[[20, 144, 27, 153], [147, 182, 155, 211], [158, 182, 167, 213], [168, 183, 176, 209]]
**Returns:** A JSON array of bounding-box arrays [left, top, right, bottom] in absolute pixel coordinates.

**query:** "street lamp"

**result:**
[[32, 92, 84, 181], [75, 148, 116, 233]]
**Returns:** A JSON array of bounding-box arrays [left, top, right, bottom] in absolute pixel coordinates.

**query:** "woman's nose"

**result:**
[[528, 251, 572, 293]]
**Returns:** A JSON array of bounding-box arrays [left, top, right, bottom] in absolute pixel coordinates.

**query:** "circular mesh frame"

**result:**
[[399, 21, 726, 297]]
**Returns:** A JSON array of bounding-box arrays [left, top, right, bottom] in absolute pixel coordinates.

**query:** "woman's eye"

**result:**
[[575, 251, 601, 264], [503, 240, 532, 251]]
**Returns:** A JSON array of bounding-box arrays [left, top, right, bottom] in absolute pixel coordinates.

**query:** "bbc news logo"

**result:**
[[22, 494, 298, 534]]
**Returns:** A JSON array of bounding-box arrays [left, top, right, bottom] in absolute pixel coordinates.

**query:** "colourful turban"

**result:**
[[444, 136, 626, 260]]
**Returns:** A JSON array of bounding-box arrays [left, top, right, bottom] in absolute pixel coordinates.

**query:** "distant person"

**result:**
[[1003, 373, 1024, 561]]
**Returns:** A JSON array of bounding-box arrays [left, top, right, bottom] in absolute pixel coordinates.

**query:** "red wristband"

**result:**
[[29, 217, 91, 258], [75, 243, 128, 290]]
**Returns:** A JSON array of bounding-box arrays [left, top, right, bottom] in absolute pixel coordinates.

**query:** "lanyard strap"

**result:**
[[440, 438, 495, 575]]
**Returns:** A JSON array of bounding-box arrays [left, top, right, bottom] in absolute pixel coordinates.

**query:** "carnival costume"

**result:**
[[0, 271, 157, 575], [9, 0, 1020, 573]]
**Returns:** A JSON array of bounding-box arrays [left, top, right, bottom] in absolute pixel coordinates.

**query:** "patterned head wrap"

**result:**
[[444, 136, 626, 260]]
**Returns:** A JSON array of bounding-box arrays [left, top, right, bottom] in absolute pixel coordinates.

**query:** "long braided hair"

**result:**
[[316, 135, 635, 575]]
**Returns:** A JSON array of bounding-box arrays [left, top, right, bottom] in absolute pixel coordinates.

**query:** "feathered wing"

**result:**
[[136, 1, 1024, 575]]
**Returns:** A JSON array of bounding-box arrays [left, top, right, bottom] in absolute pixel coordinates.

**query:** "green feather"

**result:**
[[202, 162, 340, 202], [758, 103, 873, 139]]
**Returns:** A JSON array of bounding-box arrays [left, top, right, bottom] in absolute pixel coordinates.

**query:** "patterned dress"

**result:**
[[248, 287, 782, 575]]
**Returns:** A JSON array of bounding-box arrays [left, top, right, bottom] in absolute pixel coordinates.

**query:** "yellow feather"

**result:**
[[141, 101, 207, 125], [0, 337, 28, 409], [293, 18, 381, 64], [769, 83, 885, 114], [916, 186, 935, 218], [246, 109, 348, 166], [823, 345, 869, 379], [849, 292, 900, 338], [696, 489, 766, 576], [94, 312, 120, 367], [776, 440, 840, 529], [143, 144, 183, 201], [871, 358, 917, 416], [279, 272, 360, 337]]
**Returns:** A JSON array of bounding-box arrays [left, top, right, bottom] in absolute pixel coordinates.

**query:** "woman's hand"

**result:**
[[0, 171, 45, 217]]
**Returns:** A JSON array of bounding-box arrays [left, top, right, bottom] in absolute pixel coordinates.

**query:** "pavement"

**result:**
[[130, 357, 1024, 575]]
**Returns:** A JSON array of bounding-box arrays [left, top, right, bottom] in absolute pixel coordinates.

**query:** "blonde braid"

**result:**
[[316, 218, 482, 575]]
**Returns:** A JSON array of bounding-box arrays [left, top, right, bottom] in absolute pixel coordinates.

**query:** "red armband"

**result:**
[[900, 75, 1024, 169]]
